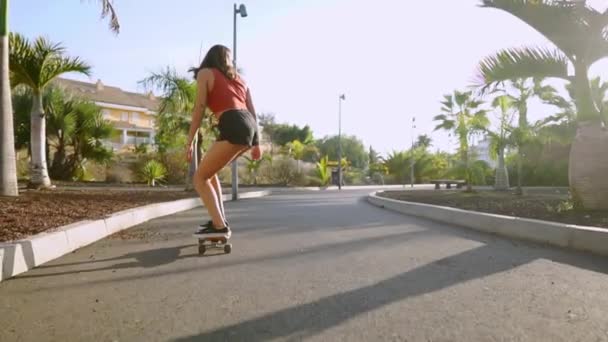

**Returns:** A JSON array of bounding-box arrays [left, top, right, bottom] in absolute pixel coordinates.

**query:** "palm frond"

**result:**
[[139, 67, 196, 115], [40, 56, 91, 88], [94, 0, 120, 34], [476, 47, 570, 92], [479, 0, 584, 59], [9, 33, 91, 90], [434, 120, 455, 132]]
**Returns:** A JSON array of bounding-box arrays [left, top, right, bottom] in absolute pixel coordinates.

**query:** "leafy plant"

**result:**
[[139, 160, 167, 187], [434, 90, 489, 191], [316, 155, 331, 186]]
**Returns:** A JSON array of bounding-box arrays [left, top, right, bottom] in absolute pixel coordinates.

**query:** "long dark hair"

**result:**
[[189, 44, 236, 80]]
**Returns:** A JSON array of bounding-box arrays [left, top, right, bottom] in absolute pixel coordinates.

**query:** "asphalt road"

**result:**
[[2, 190, 608, 342]]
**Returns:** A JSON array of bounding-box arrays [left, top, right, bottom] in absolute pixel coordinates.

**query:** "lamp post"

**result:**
[[338, 94, 345, 190], [231, 3, 247, 201]]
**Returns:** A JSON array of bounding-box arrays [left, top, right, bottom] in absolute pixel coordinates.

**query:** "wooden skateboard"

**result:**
[[198, 236, 232, 255]]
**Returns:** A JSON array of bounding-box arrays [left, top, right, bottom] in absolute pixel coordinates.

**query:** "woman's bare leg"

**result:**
[[211, 174, 226, 222], [194, 141, 248, 229]]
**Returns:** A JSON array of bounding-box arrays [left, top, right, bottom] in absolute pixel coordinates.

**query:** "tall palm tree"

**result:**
[[487, 94, 515, 190], [476, 0, 608, 210], [0, 0, 119, 195], [139, 67, 216, 188], [0, 0, 17, 195], [9, 33, 91, 188], [434, 90, 489, 192]]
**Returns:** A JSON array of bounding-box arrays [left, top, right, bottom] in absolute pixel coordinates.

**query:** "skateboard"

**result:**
[[198, 236, 232, 255]]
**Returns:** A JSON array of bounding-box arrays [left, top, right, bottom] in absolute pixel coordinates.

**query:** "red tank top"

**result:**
[[207, 68, 248, 116]]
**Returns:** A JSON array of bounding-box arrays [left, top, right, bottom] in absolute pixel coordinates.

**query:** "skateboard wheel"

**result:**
[[198, 245, 206, 255], [224, 244, 232, 254]]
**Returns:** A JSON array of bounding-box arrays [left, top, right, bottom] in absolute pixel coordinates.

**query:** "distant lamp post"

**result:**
[[231, 3, 248, 201], [338, 94, 346, 190]]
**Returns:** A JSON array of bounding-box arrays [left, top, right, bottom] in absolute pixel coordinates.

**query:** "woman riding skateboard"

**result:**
[[186, 44, 261, 238]]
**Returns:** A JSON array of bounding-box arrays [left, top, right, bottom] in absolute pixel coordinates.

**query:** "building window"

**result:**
[[131, 113, 139, 123], [121, 112, 128, 122], [148, 118, 154, 127], [102, 110, 110, 119]]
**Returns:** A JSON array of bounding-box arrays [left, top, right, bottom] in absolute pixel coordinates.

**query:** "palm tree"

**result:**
[[476, 0, 608, 210], [0, 0, 17, 195], [487, 94, 516, 190], [413, 134, 433, 150], [139, 67, 216, 188], [434, 90, 489, 192], [9, 33, 91, 188], [286, 139, 306, 171], [1, 0, 120, 195]]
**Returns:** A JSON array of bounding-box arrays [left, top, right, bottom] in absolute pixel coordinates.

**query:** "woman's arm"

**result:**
[[246, 88, 262, 160], [187, 69, 212, 146]]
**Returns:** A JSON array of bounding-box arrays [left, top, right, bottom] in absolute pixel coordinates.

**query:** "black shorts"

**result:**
[[216, 109, 259, 147]]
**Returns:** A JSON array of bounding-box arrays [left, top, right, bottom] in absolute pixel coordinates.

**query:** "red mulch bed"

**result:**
[[0, 189, 197, 242]]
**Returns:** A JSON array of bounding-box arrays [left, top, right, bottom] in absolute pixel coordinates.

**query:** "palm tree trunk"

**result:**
[[569, 63, 608, 210], [0, 1, 18, 196], [50, 136, 66, 179], [29, 92, 51, 188], [569, 122, 608, 210], [463, 147, 472, 192], [515, 150, 523, 195], [494, 147, 509, 191]]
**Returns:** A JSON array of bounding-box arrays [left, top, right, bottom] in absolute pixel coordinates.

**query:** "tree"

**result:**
[[413, 134, 432, 150], [9, 33, 91, 188], [11, 85, 31, 152], [45, 88, 114, 180], [316, 134, 369, 169], [368, 146, 380, 165], [139, 67, 216, 188], [384, 150, 410, 184], [269, 123, 313, 146], [487, 94, 516, 190], [0, 0, 120, 195], [285, 139, 306, 171], [139, 67, 201, 152], [434, 90, 489, 191], [476, 0, 608, 209]]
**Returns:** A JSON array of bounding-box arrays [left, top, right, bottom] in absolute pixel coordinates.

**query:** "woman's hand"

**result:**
[[251, 145, 261, 160]]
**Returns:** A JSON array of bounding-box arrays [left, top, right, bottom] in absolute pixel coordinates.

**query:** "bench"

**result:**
[[430, 179, 466, 190]]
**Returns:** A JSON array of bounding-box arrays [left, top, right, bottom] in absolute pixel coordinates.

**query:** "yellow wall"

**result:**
[[101, 107, 156, 129]]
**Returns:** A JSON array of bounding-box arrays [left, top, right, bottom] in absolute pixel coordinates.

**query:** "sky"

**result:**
[[11, 0, 608, 156]]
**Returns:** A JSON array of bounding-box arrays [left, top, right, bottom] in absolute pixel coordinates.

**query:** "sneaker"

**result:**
[[201, 219, 229, 228], [194, 221, 231, 238]]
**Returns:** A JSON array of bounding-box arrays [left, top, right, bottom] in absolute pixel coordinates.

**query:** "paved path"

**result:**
[[2, 190, 608, 341]]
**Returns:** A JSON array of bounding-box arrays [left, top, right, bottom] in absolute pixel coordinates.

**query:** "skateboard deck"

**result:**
[[198, 236, 232, 255]]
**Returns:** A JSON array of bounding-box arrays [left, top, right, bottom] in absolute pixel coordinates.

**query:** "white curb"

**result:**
[[368, 192, 608, 256], [0, 190, 270, 282]]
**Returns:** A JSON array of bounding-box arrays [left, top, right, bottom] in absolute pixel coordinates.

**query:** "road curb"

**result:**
[[0, 190, 270, 282], [367, 192, 608, 256]]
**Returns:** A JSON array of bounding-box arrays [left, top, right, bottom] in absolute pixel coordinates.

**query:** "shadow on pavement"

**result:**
[[171, 240, 608, 342], [16, 229, 431, 286], [15, 244, 198, 279]]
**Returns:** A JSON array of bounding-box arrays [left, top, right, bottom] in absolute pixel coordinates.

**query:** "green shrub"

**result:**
[[139, 160, 167, 187], [160, 149, 189, 184]]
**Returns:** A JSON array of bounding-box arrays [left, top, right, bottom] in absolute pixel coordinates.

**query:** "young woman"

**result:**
[[186, 44, 261, 238]]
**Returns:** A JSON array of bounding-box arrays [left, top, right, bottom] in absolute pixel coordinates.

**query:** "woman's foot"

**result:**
[[194, 221, 231, 238]]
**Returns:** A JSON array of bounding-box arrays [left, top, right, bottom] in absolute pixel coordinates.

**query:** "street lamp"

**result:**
[[231, 3, 247, 201], [338, 94, 345, 190]]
